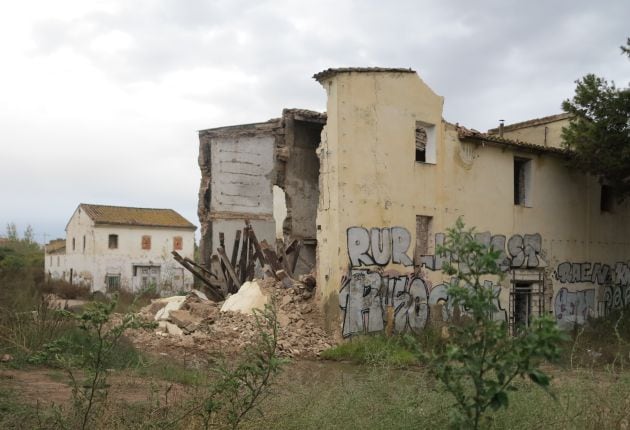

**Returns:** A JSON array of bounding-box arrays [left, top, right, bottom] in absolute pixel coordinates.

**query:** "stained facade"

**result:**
[[198, 67, 630, 335], [46, 204, 196, 293]]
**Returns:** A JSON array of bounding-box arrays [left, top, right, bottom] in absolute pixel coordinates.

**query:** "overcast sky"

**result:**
[[1, 0, 628, 243]]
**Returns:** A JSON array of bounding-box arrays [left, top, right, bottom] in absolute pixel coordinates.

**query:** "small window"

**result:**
[[514, 158, 532, 206], [414, 121, 436, 164], [601, 185, 614, 212], [105, 274, 121, 291], [72, 238, 75, 251], [108, 234, 118, 249], [82, 235, 86, 253], [141, 235, 151, 250], [415, 126, 427, 162], [57, 256, 60, 266], [173, 236, 183, 251], [50, 255, 53, 265]]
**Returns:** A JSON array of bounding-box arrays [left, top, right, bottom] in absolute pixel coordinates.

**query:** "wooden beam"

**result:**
[[217, 246, 241, 291]]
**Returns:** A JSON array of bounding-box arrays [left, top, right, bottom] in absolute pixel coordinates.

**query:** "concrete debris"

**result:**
[[128, 278, 335, 360], [169, 309, 202, 334], [220, 281, 268, 315], [154, 296, 187, 321], [189, 289, 209, 301]]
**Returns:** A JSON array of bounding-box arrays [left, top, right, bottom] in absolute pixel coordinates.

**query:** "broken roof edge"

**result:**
[[282, 108, 327, 124], [313, 67, 416, 82], [198, 118, 281, 136], [456, 125, 570, 156], [487, 113, 573, 134]]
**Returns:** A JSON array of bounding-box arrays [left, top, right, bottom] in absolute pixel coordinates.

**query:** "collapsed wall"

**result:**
[[197, 109, 325, 275]]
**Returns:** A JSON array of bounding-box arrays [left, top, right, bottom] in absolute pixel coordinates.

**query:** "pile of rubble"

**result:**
[[127, 279, 335, 361]]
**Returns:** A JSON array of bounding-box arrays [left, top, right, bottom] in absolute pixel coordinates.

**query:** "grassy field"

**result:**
[[2, 359, 630, 429]]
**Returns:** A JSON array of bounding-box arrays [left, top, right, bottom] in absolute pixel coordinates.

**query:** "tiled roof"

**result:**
[[313, 67, 416, 82], [487, 113, 572, 134], [457, 125, 569, 156], [80, 204, 197, 229], [45, 239, 66, 254]]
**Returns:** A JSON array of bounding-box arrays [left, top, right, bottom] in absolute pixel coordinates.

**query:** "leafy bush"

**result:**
[[430, 218, 565, 429]]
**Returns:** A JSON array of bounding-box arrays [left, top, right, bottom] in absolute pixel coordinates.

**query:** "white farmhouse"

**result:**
[[45, 204, 197, 293]]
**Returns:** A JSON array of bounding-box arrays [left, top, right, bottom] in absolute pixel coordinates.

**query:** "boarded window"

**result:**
[[514, 158, 532, 206], [415, 215, 432, 265], [142, 235, 151, 250], [108, 234, 118, 249], [601, 185, 613, 212], [415, 126, 427, 163], [173, 236, 183, 251]]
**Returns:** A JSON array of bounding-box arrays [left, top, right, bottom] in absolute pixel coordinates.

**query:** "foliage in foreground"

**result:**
[[430, 218, 565, 429], [321, 333, 421, 367], [562, 38, 630, 200], [166, 300, 286, 429]]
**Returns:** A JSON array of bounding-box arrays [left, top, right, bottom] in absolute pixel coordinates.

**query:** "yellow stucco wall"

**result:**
[[315, 69, 630, 336]]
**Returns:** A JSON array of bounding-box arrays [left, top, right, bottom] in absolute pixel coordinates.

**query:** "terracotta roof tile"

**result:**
[[487, 113, 572, 134], [79, 204, 196, 230], [45, 239, 66, 254], [457, 125, 569, 156]]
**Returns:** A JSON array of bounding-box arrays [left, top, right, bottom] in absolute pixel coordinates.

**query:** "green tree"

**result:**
[[23, 225, 34, 244], [6, 223, 18, 241], [430, 218, 565, 429], [562, 39, 630, 200]]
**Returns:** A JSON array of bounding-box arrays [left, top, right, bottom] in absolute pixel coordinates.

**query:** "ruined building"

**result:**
[[198, 67, 630, 336]]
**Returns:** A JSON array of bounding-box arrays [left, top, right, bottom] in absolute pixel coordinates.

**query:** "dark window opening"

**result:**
[[72, 238, 75, 251], [513, 283, 532, 331], [601, 185, 614, 212], [514, 158, 531, 206], [415, 126, 427, 163], [82, 235, 86, 253], [108, 234, 118, 249]]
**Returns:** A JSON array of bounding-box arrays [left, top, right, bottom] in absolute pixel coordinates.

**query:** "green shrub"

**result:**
[[430, 218, 565, 429]]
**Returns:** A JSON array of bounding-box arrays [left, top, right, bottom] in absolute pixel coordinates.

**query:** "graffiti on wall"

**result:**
[[340, 226, 510, 337], [428, 279, 507, 324], [553, 287, 595, 329], [339, 269, 429, 337], [347, 226, 414, 267], [554, 261, 630, 316], [418, 232, 544, 271]]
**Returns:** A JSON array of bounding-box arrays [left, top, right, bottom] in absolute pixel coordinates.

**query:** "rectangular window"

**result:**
[[72, 238, 75, 251], [415, 126, 427, 162], [57, 256, 60, 266], [141, 235, 151, 250], [50, 255, 53, 265], [414, 215, 433, 266], [414, 121, 436, 164], [108, 234, 118, 249], [514, 158, 532, 206], [173, 236, 183, 251], [601, 185, 613, 212], [105, 274, 121, 291], [82, 235, 86, 253]]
